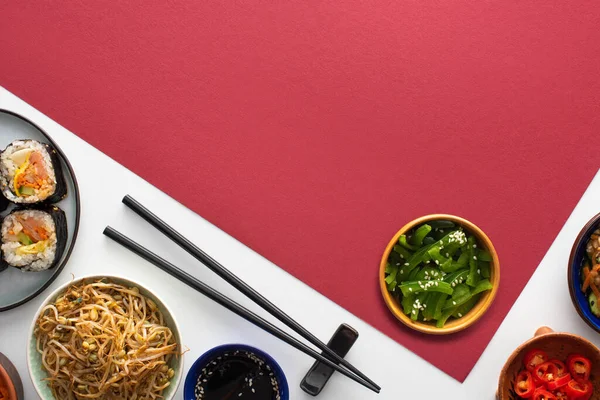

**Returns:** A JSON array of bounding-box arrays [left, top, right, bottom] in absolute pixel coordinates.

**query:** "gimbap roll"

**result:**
[[0, 206, 67, 272], [0, 139, 67, 204]]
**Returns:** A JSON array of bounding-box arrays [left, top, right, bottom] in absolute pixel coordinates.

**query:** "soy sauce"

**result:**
[[194, 350, 281, 400]]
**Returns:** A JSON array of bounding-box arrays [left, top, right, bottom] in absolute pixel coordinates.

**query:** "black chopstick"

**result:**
[[122, 195, 381, 391], [103, 226, 380, 394]]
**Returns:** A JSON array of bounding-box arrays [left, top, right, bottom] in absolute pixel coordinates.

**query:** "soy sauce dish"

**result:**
[[184, 344, 289, 400], [380, 214, 500, 335]]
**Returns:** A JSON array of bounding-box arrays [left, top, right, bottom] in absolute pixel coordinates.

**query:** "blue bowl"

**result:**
[[569, 212, 600, 333], [183, 344, 289, 400]]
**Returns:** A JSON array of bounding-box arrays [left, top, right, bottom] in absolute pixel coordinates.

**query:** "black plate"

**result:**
[[0, 109, 80, 311]]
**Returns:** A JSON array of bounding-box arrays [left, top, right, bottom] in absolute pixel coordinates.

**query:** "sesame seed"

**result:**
[[452, 301, 456, 305], [473, 244, 477, 248], [477, 269, 481, 274], [473, 256, 477, 260], [404, 263, 410, 266], [409, 288, 412, 292], [458, 313, 462, 317]]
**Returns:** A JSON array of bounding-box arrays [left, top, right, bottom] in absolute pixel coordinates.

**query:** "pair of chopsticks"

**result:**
[[103, 195, 381, 394]]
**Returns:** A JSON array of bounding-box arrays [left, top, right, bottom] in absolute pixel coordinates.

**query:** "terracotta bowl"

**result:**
[[497, 327, 600, 399], [0, 362, 17, 400], [379, 214, 500, 335]]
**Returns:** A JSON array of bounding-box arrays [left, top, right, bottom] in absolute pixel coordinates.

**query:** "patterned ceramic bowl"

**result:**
[[497, 327, 600, 399], [568, 211, 600, 333], [26, 275, 183, 400]]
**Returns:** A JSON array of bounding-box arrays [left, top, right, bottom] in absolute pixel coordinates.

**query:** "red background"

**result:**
[[1, 1, 600, 381]]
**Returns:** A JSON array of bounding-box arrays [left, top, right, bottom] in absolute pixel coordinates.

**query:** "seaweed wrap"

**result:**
[[0, 139, 67, 204], [0, 191, 9, 213], [0, 206, 67, 272]]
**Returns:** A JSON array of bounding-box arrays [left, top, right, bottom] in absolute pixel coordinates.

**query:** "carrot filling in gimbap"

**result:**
[[1, 209, 58, 272], [8, 215, 50, 252], [13, 150, 50, 197]]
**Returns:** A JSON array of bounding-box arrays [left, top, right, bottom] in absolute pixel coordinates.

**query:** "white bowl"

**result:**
[[27, 274, 184, 400]]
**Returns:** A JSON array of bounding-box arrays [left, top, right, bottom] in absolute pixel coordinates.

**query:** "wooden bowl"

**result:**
[[0, 353, 22, 400], [497, 327, 600, 399], [0, 362, 17, 400], [379, 214, 500, 335]]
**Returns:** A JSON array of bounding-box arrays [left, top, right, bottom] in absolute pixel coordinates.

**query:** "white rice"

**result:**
[[0, 140, 57, 203], [1, 209, 57, 272]]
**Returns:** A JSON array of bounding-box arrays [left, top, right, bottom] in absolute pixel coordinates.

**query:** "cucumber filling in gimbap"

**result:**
[[1, 209, 59, 272], [0, 140, 66, 204]]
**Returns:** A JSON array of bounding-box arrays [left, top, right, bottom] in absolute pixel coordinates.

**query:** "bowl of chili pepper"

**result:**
[[0, 359, 17, 400], [568, 212, 600, 334], [379, 214, 499, 335], [497, 326, 600, 400]]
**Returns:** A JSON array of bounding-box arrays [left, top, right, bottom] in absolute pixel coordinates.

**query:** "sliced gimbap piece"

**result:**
[[0, 206, 67, 272], [0, 139, 67, 204]]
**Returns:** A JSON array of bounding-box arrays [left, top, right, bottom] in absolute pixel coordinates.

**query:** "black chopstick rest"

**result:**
[[300, 324, 360, 396]]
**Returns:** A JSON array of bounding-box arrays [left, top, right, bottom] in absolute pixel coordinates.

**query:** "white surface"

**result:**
[[0, 85, 599, 399]]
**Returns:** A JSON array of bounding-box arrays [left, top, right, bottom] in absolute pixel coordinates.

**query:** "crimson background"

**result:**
[[2, 1, 600, 381]]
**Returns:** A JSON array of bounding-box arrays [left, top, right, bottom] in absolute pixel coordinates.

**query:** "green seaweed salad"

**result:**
[[384, 220, 494, 328]]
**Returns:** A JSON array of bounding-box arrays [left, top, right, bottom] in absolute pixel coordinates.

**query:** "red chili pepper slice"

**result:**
[[532, 387, 557, 400], [546, 373, 571, 391], [534, 361, 560, 384], [514, 370, 535, 398], [564, 379, 592, 400], [551, 389, 568, 400], [547, 359, 567, 377], [525, 349, 549, 372], [567, 354, 592, 382]]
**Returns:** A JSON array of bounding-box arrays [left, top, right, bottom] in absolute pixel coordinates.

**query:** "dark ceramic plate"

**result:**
[[0, 110, 80, 311], [568, 211, 600, 333]]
